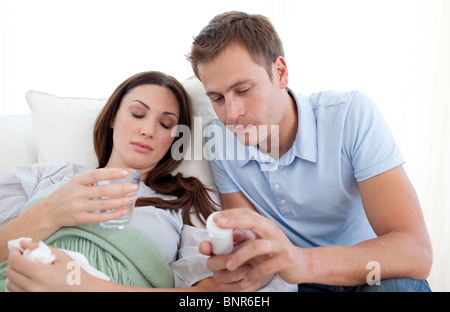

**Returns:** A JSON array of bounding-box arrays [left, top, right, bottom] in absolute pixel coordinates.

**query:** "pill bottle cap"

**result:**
[[206, 212, 232, 238]]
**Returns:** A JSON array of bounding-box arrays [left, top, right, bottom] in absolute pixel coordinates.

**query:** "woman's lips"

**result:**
[[132, 142, 153, 153]]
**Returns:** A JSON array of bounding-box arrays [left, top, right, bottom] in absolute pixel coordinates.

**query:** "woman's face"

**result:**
[[107, 84, 180, 178]]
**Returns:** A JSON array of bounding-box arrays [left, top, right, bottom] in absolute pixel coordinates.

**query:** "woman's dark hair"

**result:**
[[93, 71, 218, 225]]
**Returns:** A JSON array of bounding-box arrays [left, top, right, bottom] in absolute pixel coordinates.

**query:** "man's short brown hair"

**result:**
[[187, 11, 284, 79]]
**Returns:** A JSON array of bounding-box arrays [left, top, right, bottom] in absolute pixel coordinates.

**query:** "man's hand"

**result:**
[[200, 208, 304, 291]]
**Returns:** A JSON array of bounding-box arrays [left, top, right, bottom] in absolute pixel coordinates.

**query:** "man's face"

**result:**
[[197, 44, 287, 147]]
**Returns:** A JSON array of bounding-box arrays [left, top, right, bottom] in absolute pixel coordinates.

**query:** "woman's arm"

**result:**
[[0, 168, 137, 262], [88, 275, 218, 292], [5, 241, 217, 292], [0, 200, 60, 262]]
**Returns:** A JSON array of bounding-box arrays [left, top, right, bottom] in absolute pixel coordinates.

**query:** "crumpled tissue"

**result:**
[[8, 238, 56, 264], [5, 237, 110, 291]]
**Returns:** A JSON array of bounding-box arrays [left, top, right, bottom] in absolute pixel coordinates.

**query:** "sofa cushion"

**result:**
[[0, 113, 38, 175]]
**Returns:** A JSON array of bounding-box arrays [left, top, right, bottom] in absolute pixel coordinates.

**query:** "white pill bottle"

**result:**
[[206, 212, 234, 255]]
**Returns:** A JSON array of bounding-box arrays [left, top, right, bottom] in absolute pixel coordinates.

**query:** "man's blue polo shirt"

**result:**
[[206, 89, 404, 248]]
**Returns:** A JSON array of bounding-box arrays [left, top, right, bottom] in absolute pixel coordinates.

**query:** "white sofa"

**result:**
[[0, 76, 218, 188]]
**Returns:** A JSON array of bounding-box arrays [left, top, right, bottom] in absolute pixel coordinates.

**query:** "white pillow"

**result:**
[[174, 76, 218, 186], [26, 90, 106, 169], [25, 76, 217, 186]]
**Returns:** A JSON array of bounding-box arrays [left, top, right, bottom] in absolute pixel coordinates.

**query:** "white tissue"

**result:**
[[7, 237, 31, 251], [8, 237, 56, 264]]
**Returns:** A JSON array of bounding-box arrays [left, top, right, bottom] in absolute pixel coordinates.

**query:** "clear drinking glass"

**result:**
[[94, 168, 141, 229]]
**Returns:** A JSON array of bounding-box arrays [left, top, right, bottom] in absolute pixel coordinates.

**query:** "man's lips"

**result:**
[[228, 124, 255, 134], [131, 142, 153, 153]]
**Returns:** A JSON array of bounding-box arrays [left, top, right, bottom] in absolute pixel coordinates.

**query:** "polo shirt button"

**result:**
[[274, 184, 280, 190], [281, 199, 286, 204]]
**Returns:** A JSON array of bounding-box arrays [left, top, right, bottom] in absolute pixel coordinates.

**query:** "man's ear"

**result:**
[[272, 56, 289, 89]]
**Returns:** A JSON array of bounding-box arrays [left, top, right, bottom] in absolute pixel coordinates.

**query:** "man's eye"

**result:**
[[213, 96, 224, 102], [237, 88, 250, 94]]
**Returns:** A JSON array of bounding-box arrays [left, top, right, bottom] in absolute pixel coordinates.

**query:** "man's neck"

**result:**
[[258, 90, 298, 160]]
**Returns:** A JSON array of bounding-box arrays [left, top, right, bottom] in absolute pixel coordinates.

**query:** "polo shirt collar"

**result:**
[[237, 88, 318, 167], [288, 89, 318, 164]]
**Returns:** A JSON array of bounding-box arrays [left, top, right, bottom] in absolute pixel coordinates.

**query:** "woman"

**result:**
[[0, 71, 219, 291]]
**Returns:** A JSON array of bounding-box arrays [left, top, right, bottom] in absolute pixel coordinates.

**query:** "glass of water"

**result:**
[[94, 168, 141, 229]]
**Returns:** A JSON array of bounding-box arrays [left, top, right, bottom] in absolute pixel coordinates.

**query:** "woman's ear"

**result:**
[[272, 56, 289, 89]]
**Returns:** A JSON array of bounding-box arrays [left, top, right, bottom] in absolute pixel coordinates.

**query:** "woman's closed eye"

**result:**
[[159, 117, 177, 130], [160, 122, 170, 129], [132, 113, 145, 119]]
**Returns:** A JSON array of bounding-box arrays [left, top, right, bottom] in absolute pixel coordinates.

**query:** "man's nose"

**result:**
[[225, 96, 245, 124]]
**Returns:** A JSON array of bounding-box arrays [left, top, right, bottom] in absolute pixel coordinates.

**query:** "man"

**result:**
[[188, 11, 432, 292]]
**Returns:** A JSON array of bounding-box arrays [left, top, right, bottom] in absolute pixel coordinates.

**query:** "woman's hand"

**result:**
[[43, 168, 138, 228], [5, 240, 90, 292]]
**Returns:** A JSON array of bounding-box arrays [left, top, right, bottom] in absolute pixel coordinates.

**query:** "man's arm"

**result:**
[[220, 192, 257, 211], [204, 165, 432, 289], [356, 165, 432, 280], [289, 165, 432, 285]]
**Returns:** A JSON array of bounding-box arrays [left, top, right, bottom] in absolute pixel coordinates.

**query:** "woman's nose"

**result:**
[[140, 122, 154, 138]]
